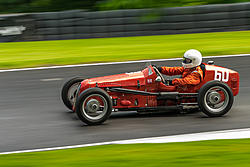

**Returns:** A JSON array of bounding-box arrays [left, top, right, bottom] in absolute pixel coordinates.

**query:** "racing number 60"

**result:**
[[214, 70, 229, 82]]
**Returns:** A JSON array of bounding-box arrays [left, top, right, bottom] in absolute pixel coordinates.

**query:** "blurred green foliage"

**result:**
[[0, 0, 250, 13], [97, 0, 250, 10]]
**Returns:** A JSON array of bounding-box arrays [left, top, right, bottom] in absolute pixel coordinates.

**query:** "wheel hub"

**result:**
[[86, 99, 100, 113], [207, 91, 221, 105]]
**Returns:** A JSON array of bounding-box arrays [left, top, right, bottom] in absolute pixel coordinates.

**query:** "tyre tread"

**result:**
[[75, 88, 112, 125], [198, 80, 234, 117]]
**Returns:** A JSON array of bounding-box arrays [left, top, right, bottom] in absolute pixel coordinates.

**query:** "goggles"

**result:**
[[183, 57, 192, 64]]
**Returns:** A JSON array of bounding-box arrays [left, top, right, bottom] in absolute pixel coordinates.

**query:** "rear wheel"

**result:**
[[61, 77, 83, 111], [198, 81, 234, 117], [75, 88, 112, 125]]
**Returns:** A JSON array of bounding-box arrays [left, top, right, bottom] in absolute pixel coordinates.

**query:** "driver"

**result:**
[[156, 49, 203, 87]]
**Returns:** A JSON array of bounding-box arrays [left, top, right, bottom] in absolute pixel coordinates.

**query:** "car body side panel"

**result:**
[[76, 64, 239, 109], [199, 64, 240, 96]]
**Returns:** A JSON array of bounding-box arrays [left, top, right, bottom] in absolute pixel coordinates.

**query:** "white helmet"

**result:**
[[182, 49, 202, 68]]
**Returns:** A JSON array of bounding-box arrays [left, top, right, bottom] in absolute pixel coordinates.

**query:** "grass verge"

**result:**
[[1, 31, 250, 69], [1, 139, 250, 167]]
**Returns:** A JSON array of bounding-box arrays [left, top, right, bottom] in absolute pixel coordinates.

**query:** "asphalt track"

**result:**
[[0, 56, 249, 152]]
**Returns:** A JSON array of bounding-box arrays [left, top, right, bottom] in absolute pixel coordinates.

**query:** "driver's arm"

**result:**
[[172, 72, 201, 86], [159, 66, 184, 76]]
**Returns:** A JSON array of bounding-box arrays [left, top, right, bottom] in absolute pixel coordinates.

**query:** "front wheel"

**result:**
[[75, 88, 112, 125], [198, 81, 234, 117]]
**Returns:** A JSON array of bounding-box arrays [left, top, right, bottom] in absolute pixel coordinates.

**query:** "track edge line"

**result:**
[[0, 53, 249, 73], [1, 128, 250, 155]]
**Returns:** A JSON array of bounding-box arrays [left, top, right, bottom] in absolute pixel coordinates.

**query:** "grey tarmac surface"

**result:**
[[0, 56, 249, 152]]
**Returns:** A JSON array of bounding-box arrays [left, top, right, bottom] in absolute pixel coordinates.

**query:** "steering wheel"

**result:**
[[153, 66, 166, 84]]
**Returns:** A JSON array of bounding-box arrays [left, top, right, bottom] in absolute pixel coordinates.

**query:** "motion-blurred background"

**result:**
[[1, 0, 250, 13], [1, 1, 250, 166], [1, 0, 250, 43]]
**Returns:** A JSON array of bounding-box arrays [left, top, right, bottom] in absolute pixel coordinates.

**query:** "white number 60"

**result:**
[[214, 70, 229, 82]]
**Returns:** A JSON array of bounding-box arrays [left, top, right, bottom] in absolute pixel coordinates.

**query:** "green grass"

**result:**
[[1, 30, 250, 69], [1, 139, 250, 167]]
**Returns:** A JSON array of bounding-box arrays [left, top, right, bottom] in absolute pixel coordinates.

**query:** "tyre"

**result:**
[[75, 88, 112, 125], [198, 81, 234, 117], [61, 77, 84, 111]]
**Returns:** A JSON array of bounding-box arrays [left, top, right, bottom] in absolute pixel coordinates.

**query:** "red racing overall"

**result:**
[[161, 66, 203, 90]]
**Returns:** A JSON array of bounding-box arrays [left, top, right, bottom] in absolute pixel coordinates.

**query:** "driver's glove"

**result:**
[[172, 79, 180, 86]]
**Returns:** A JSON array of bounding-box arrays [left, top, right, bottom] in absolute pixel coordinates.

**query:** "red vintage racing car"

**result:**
[[61, 61, 239, 125]]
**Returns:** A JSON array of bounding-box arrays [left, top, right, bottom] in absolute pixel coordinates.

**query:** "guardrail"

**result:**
[[1, 2, 250, 42]]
